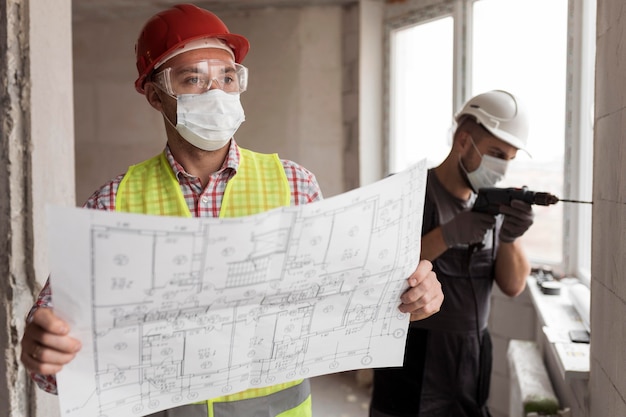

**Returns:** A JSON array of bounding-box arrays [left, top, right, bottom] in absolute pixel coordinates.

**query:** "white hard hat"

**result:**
[[454, 90, 529, 151]]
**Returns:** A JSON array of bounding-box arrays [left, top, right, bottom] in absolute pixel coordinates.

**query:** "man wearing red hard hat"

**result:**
[[20, 4, 443, 417]]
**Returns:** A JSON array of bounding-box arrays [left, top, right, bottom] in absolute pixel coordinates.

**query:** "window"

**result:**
[[386, 0, 595, 281], [388, 14, 454, 172]]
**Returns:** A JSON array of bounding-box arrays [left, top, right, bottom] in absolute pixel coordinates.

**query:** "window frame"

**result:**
[[562, 0, 595, 286], [383, 2, 456, 174], [383, 0, 595, 283]]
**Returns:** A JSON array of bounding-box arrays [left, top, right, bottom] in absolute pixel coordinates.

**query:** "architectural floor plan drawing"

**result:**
[[48, 159, 427, 417]]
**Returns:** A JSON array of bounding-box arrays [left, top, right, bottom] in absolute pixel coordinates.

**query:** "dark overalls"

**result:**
[[370, 169, 499, 417]]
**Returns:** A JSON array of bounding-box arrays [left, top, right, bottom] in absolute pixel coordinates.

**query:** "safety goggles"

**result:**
[[153, 59, 248, 96]]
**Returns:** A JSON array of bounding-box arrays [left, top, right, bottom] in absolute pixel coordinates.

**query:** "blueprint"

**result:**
[[48, 159, 427, 417]]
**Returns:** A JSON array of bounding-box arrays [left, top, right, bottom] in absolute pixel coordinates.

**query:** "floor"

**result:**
[[310, 370, 373, 417]]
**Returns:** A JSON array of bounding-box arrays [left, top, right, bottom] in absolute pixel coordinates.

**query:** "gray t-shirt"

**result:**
[[412, 169, 501, 332]]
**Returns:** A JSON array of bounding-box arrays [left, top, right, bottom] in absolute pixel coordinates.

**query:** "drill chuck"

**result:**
[[531, 192, 559, 206], [472, 186, 559, 215]]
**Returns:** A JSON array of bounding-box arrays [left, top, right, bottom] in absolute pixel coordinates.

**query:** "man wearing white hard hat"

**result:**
[[370, 90, 534, 417], [20, 4, 444, 417]]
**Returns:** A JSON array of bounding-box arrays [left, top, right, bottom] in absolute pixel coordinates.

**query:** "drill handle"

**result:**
[[472, 187, 518, 215], [472, 186, 558, 215]]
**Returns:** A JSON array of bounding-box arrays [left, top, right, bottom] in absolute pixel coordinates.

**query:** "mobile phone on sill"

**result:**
[[568, 329, 590, 344]]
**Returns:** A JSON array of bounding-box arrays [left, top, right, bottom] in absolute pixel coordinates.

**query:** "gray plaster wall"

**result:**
[[590, 0, 626, 415], [1, 0, 73, 416]]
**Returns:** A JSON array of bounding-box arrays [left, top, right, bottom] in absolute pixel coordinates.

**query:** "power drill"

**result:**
[[472, 186, 560, 215]]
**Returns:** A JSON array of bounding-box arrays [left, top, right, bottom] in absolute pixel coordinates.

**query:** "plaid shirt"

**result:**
[[29, 139, 323, 394]]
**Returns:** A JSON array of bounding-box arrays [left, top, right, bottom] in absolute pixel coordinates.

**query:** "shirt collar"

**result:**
[[164, 139, 241, 181]]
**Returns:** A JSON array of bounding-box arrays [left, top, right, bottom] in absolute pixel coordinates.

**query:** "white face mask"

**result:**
[[166, 89, 246, 151], [460, 138, 509, 192]]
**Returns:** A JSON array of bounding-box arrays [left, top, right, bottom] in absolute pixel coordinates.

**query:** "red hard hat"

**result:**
[[134, 3, 250, 93]]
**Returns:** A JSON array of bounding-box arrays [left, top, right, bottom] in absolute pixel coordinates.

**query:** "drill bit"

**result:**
[[529, 191, 592, 205], [536, 192, 593, 205], [558, 198, 593, 204], [472, 187, 593, 215]]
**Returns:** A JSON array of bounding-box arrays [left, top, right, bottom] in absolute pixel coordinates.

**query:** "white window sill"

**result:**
[[526, 275, 590, 382]]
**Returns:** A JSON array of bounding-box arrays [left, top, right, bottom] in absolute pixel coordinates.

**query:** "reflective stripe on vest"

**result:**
[[144, 379, 311, 417], [115, 148, 309, 417], [211, 379, 311, 417]]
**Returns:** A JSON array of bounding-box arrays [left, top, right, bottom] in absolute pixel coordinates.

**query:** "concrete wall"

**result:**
[[590, 0, 626, 415], [357, 0, 384, 185], [343, 3, 361, 191], [1, 0, 74, 416], [73, 6, 346, 205]]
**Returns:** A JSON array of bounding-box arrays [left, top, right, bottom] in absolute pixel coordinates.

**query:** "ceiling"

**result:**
[[72, 0, 362, 22]]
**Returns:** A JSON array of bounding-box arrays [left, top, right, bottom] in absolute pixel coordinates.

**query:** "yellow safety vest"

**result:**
[[116, 148, 311, 417]]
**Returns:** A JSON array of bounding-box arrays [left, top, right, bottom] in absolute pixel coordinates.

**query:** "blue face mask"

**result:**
[[459, 138, 509, 192]]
